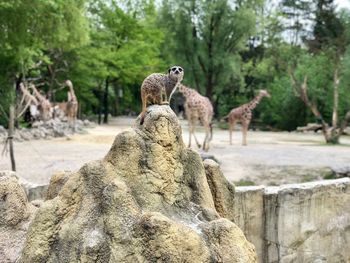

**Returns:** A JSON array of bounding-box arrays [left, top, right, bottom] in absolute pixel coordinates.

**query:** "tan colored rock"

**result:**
[[0, 171, 29, 226], [235, 179, 350, 263], [234, 186, 265, 261], [204, 159, 236, 222], [0, 171, 37, 263], [20, 105, 257, 263], [264, 178, 350, 263], [202, 218, 257, 263], [45, 170, 71, 200]]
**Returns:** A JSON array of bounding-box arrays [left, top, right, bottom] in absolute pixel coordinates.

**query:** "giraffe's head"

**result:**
[[65, 80, 73, 89], [168, 66, 184, 83], [259, 89, 271, 98]]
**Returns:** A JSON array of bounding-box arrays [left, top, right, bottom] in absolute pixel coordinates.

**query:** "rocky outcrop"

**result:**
[[19, 178, 49, 201], [234, 186, 265, 261], [19, 105, 257, 263], [0, 171, 37, 263], [235, 178, 350, 263], [204, 159, 235, 222], [45, 171, 71, 200]]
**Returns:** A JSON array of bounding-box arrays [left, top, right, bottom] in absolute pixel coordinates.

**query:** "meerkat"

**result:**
[[140, 65, 184, 124]]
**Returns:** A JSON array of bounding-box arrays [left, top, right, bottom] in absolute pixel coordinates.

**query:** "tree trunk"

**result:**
[[114, 85, 119, 116], [98, 86, 103, 125], [103, 77, 109, 124], [332, 67, 339, 128], [290, 73, 340, 144], [9, 105, 16, 171]]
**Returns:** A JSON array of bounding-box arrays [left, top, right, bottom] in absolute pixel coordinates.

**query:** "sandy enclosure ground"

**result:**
[[0, 116, 349, 185]]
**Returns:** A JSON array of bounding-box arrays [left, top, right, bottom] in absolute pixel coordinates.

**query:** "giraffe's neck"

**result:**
[[247, 94, 263, 110], [32, 86, 46, 102], [69, 87, 77, 101]]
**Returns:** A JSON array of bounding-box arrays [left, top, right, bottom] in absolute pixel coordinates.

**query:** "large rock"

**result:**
[[204, 159, 235, 222], [20, 105, 257, 263], [235, 178, 350, 263], [0, 171, 29, 226], [0, 171, 37, 263], [234, 186, 265, 261], [45, 171, 71, 200], [264, 178, 350, 263]]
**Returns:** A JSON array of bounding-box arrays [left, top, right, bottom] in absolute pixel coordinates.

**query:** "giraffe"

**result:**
[[29, 84, 52, 121], [178, 84, 213, 152], [65, 80, 78, 128], [140, 66, 184, 125], [224, 89, 270, 146], [19, 83, 40, 120]]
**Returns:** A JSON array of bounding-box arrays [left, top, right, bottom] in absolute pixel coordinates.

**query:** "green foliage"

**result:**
[[157, 0, 257, 104], [0, 0, 350, 131]]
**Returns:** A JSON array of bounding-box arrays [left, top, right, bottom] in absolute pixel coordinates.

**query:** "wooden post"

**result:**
[[9, 105, 16, 171]]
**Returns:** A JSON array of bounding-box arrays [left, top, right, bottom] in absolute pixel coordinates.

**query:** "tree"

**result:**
[[0, 0, 89, 169], [291, 2, 350, 144], [158, 0, 257, 114], [68, 0, 165, 123]]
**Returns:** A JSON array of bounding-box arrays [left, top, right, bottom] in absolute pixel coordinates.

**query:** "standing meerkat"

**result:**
[[140, 66, 184, 124]]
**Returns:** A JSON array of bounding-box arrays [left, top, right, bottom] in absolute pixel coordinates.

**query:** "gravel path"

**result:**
[[1, 117, 349, 185]]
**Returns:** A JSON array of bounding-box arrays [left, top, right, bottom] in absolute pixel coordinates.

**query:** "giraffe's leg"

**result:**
[[242, 121, 249, 146], [192, 123, 201, 148], [202, 124, 210, 151], [229, 119, 236, 145]]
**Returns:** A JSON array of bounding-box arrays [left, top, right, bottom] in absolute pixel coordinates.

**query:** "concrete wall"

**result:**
[[234, 178, 350, 263]]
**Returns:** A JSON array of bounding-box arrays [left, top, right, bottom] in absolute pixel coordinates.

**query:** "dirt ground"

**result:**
[[1, 116, 349, 186]]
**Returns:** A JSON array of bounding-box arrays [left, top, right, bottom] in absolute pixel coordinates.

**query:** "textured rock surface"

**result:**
[[45, 171, 71, 200], [204, 159, 235, 222], [0, 171, 37, 263], [20, 105, 257, 263], [235, 178, 350, 263], [20, 178, 49, 201], [234, 186, 265, 261]]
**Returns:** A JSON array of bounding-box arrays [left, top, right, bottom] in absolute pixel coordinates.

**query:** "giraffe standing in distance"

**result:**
[[65, 80, 78, 128], [225, 89, 270, 146], [29, 84, 52, 121], [140, 66, 184, 125], [178, 84, 213, 151]]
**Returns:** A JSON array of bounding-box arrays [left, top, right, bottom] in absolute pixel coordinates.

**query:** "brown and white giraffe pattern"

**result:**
[[140, 66, 184, 124], [178, 84, 213, 151], [30, 84, 52, 121], [226, 89, 270, 146]]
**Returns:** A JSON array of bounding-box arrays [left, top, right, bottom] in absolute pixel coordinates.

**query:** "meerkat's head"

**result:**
[[168, 66, 184, 82], [259, 89, 271, 98]]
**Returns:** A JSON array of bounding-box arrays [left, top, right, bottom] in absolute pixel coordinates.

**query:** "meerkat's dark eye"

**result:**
[[171, 67, 177, 72], [178, 68, 183, 72]]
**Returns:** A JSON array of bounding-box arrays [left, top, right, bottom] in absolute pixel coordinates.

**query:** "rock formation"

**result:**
[[204, 159, 235, 222], [234, 178, 350, 262], [0, 171, 37, 263], [19, 105, 257, 263]]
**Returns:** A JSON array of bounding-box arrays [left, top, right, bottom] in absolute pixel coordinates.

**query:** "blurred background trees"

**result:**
[[0, 0, 349, 137]]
